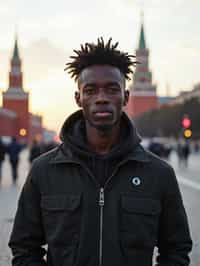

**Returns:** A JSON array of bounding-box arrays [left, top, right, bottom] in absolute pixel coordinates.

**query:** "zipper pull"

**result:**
[[99, 188, 104, 206]]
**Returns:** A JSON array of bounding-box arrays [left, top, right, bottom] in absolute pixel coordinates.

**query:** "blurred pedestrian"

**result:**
[[148, 139, 164, 157], [182, 142, 190, 168], [7, 137, 22, 184], [162, 144, 172, 160], [29, 139, 42, 164], [9, 38, 192, 266], [0, 137, 7, 184], [177, 140, 190, 168]]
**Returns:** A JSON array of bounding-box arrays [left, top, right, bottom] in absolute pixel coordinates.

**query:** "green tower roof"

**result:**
[[139, 23, 146, 50], [12, 38, 20, 60]]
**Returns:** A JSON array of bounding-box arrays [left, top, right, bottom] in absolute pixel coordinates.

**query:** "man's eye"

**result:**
[[108, 86, 120, 92], [85, 87, 95, 94]]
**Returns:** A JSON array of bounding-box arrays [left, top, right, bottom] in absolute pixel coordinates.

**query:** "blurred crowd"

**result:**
[[0, 137, 58, 186], [148, 137, 200, 168]]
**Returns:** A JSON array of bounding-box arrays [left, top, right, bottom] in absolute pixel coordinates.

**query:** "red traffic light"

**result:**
[[182, 117, 191, 129]]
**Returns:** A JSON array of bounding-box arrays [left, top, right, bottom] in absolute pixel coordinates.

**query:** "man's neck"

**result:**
[[85, 122, 121, 155]]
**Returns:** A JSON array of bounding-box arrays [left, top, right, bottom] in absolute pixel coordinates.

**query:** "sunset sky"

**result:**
[[0, 0, 200, 132]]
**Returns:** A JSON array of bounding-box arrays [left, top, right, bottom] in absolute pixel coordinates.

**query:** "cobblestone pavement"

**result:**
[[0, 149, 199, 266]]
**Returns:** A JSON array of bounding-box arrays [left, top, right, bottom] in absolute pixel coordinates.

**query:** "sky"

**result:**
[[0, 0, 200, 132]]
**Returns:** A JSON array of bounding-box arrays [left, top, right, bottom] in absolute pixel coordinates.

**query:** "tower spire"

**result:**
[[138, 12, 146, 50], [12, 35, 20, 61], [7, 35, 23, 90]]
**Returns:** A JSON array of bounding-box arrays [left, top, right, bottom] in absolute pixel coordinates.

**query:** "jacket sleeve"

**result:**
[[8, 162, 47, 266], [157, 166, 192, 266]]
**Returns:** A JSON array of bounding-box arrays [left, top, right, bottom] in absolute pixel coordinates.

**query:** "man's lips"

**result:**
[[93, 110, 113, 118], [94, 112, 112, 117]]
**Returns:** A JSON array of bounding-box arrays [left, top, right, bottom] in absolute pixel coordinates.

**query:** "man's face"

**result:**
[[75, 65, 129, 131]]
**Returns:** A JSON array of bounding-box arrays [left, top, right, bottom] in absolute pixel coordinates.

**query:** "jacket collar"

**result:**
[[50, 110, 150, 164], [49, 143, 150, 164]]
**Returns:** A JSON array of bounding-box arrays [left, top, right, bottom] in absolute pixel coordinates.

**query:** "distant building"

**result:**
[[0, 37, 43, 143], [125, 18, 158, 118], [175, 84, 200, 104], [158, 96, 176, 106]]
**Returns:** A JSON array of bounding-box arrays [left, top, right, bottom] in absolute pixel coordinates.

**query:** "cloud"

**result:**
[[22, 38, 69, 83]]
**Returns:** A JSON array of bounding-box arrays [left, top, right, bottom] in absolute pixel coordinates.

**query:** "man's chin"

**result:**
[[86, 117, 120, 132], [95, 123, 113, 132], [87, 119, 114, 132]]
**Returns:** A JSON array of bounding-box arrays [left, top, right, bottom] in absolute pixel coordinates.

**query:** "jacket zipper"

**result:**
[[97, 158, 132, 266], [99, 187, 104, 266]]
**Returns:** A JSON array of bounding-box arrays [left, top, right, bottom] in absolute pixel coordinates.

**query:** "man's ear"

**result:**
[[123, 90, 129, 106], [75, 91, 82, 107]]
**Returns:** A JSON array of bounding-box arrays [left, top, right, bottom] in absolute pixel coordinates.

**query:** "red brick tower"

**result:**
[[126, 17, 158, 118], [3, 37, 29, 143]]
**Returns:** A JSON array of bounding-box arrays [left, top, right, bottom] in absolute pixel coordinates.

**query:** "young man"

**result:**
[[9, 38, 192, 266]]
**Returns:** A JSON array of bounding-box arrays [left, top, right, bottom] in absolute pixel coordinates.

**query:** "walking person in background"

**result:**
[[29, 138, 42, 165], [7, 137, 22, 184], [177, 140, 190, 168], [9, 38, 192, 266], [182, 141, 190, 168], [0, 137, 6, 185]]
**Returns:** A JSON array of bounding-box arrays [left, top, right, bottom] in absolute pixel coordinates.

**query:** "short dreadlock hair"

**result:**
[[65, 37, 137, 82]]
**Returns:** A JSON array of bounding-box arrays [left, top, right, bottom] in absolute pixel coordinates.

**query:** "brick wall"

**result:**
[[0, 109, 17, 137], [126, 95, 158, 118]]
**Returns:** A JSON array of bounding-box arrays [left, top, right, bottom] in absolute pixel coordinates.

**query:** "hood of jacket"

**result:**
[[59, 110, 141, 161]]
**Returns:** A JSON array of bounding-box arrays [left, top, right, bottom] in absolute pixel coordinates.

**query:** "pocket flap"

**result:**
[[121, 196, 161, 215], [41, 194, 81, 211]]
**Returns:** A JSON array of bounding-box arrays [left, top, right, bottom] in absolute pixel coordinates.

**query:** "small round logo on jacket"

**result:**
[[132, 177, 141, 186]]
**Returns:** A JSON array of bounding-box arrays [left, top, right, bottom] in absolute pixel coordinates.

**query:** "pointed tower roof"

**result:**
[[138, 23, 146, 50], [138, 11, 147, 50], [12, 37, 20, 61]]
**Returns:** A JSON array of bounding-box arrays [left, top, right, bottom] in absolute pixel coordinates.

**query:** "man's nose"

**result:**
[[95, 88, 109, 104]]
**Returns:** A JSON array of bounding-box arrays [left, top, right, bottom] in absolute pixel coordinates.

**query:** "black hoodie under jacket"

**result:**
[[9, 110, 192, 266]]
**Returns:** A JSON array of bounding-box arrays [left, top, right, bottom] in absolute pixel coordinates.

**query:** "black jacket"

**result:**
[[9, 111, 192, 266]]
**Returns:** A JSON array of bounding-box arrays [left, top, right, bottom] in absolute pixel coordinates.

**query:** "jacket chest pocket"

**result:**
[[41, 194, 82, 243], [120, 195, 161, 249]]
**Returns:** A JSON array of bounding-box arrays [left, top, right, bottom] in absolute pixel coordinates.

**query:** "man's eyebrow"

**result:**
[[83, 82, 96, 89], [83, 82, 96, 88], [105, 81, 121, 86], [82, 81, 122, 89]]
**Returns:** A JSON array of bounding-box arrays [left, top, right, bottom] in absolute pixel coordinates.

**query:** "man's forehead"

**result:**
[[79, 65, 124, 84]]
